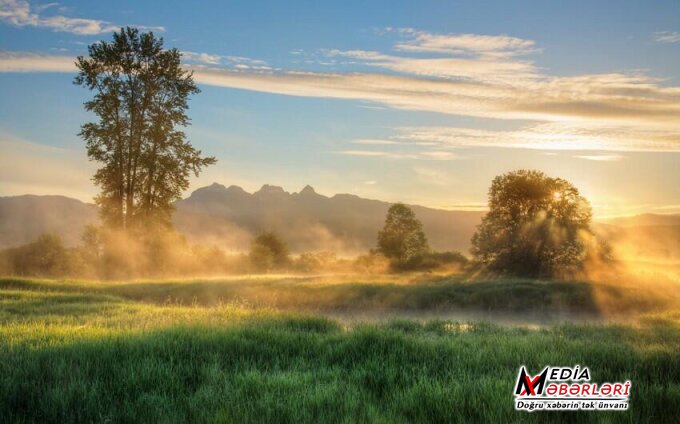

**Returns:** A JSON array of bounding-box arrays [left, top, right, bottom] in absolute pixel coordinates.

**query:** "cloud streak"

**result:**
[[0, 0, 164, 35], [382, 122, 680, 152], [351, 139, 402, 145], [389, 28, 538, 56], [335, 149, 458, 160], [654, 31, 680, 43], [182, 51, 272, 70], [190, 67, 680, 126], [1, 28, 679, 152], [0, 51, 75, 72], [323, 47, 538, 83], [574, 154, 624, 161]]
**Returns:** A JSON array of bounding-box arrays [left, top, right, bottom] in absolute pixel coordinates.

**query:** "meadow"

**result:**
[[1, 274, 679, 423]]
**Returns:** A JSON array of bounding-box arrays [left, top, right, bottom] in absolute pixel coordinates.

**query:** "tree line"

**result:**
[[0, 28, 611, 280], [0, 168, 609, 279], [373, 169, 610, 278]]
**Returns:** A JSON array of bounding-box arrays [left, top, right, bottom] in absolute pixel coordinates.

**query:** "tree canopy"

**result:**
[[74, 27, 215, 231], [377, 203, 429, 270], [249, 232, 290, 272], [471, 170, 602, 278]]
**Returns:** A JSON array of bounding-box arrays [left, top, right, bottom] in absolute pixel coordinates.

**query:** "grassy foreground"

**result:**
[[1, 276, 679, 423]]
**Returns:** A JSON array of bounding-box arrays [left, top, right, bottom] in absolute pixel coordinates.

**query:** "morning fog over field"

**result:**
[[1, 1, 679, 422]]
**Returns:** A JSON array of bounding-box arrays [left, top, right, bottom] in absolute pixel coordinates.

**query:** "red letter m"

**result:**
[[515, 367, 548, 396]]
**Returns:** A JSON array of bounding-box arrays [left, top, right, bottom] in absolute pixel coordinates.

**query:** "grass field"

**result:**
[[1, 275, 679, 422]]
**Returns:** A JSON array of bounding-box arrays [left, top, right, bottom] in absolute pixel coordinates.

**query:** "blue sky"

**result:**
[[1, 0, 679, 217]]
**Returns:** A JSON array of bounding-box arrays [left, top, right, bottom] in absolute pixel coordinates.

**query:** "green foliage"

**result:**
[[249, 232, 290, 272], [0, 234, 82, 277], [294, 251, 342, 273], [471, 170, 603, 278], [74, 27, 216, 231], [0, 228, 247, 279], [88, 226, 246, 279], [353, 252, 391, 274], [79, 224, 103, 265], [377, 203, 429, 270], [419, 251, 468, 271], [1, 279, 679, 423]]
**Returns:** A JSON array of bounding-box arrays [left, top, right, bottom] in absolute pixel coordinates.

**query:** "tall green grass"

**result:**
[[2, 274, 677, 318], [1, 277, 679, 422]]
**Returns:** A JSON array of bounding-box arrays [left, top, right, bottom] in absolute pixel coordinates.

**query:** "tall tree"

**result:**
[[377, 203, 429, 270], [471, 170, 603, 278], [74, 27, 215, 231]]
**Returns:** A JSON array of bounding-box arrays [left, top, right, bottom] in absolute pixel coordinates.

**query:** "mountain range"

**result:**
[[1, 184, 678, 259], [174, 183, 483, 254], [0, 184, 482, 253]]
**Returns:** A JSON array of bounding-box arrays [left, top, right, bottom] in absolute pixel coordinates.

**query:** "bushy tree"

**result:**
[[294, 251, 340, 273], [75, 27, 215, 231], [377, 203, 429, 270], [0, 234, 80, 277], [471, 170, 603, 278], [419, 251, 468, 271], [249, 232, 290, 272]]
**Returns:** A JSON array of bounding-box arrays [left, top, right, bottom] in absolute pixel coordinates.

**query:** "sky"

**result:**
[[0, 0, 679, 217]]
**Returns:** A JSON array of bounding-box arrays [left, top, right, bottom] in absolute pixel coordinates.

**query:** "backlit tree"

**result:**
[[75, 27, 215, 231]]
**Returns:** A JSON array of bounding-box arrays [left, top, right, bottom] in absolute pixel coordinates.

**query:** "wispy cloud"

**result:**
[[182, 51, 222, 65], [351, 139, 401, 145], [225, 55, 271, 70], [654, 31, 680, 43], [187, 29, 680, 131], [0, 0, 164, 35], [334, 150, 410, 159], [2, 28, 680, 152], [323, 47, 538, 82], [357, 104, 387, 110], [320, 29, 539, 83], [335, 149, 458, 160], [388, 27, 538, 56], [574, 154, 624, 161], [189, 67, 680, 129], [387, 123, 680, 152], [343, 121, 679, 158], [0, 51, 75, 72], [0, 50, 272, 73], [182, 51, 272, 69]]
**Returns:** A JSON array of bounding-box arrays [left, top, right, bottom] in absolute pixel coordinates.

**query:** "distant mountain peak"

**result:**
[[197, 182, 227, 192], [255, 184, 287, 196], [226, 185, 247, 194], [299, 185, 316, 195], [333, 193, 360, 200]]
